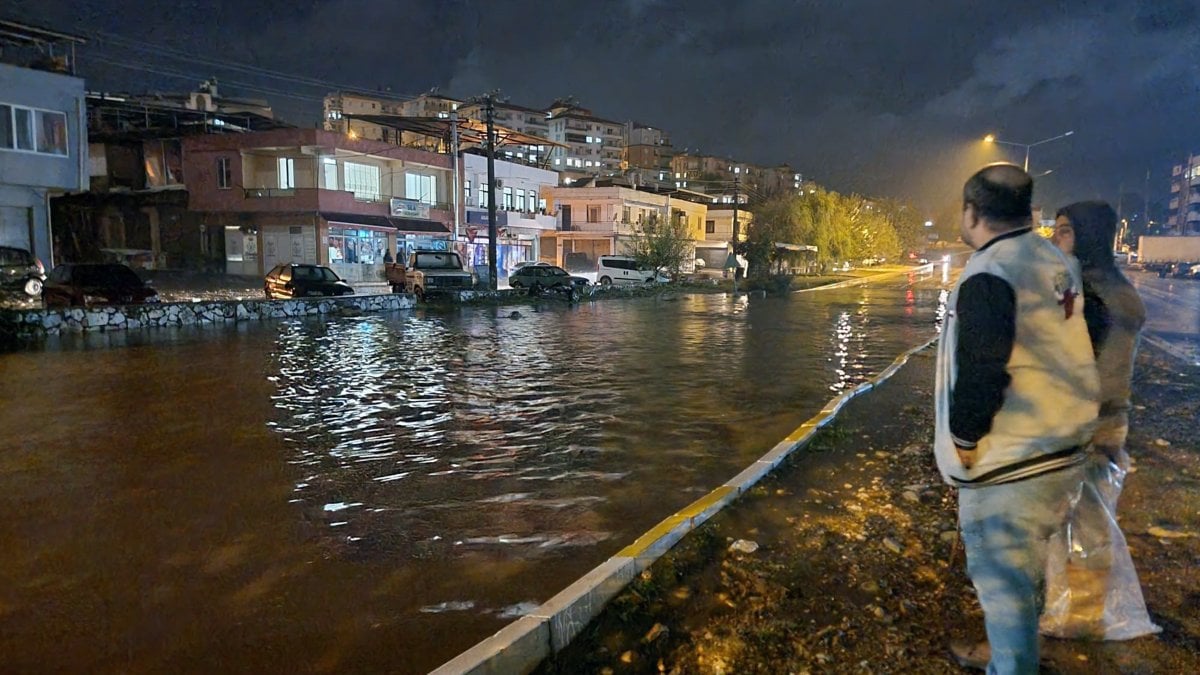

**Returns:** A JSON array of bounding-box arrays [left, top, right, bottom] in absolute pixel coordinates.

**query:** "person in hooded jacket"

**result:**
[[1042, 201, 1157, 640]]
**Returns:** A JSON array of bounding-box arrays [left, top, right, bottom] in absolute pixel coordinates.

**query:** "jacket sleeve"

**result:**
[[950, 273, 1017, 448]]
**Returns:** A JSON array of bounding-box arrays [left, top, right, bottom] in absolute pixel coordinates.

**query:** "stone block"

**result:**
[[533, 557, 638, 652]]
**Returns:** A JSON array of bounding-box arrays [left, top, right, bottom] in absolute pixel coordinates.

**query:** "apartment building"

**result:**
[[184, 128, 455, 280], [1167, 155, 1200, 235]]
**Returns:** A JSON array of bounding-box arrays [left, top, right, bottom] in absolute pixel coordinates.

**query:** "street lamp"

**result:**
[[983, 130, 1074, 172]]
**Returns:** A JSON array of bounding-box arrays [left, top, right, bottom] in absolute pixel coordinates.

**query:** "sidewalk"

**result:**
[[539, 346, 1200, 674]]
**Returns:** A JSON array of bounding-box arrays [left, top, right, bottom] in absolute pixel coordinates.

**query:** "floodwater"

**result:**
[[0, 271, 948, 674]]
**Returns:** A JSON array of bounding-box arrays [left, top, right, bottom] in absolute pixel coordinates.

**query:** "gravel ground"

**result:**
[[539, 346, 1200, 674]]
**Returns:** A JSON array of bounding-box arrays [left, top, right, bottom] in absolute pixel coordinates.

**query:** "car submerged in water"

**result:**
[[0, 245, 46, 297]]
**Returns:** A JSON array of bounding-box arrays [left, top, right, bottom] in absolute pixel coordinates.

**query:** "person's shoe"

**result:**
[[948, 640, 990, 671]]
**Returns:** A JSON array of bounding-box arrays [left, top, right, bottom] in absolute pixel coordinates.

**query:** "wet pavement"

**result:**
[[0, 272, 948, 673], [1129, 271, 1200, 365]]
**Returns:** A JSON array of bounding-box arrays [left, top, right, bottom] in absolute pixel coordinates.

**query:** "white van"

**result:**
[[596, 255, 656, 286]]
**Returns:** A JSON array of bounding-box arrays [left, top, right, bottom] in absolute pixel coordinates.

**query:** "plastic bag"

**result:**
[[1040, 449, 1161, 640]]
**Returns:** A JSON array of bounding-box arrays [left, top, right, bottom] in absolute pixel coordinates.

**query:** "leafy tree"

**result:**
[[626, 211, 693, 278]]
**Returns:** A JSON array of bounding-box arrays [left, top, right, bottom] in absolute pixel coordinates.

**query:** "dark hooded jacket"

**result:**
[[1058, 201, 1147, 452]]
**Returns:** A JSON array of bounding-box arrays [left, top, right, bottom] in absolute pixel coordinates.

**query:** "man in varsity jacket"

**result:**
[[936, 164, 1101, 673]]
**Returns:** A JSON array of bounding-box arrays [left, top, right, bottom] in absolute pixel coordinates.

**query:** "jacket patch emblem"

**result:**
[[1054, 272, 1077, 320]]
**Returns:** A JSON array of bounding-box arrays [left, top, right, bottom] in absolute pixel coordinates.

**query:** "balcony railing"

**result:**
[[245, 188, 295, 198]]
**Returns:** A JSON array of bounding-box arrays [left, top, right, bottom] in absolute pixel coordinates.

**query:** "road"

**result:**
[[1129, 271, 1200, 365]]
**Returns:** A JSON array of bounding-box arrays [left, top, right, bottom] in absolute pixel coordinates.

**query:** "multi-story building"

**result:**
[[460, 151, 558, 275], [1167, 155, 1200, 235], [622, 123, 673, 171], [0, 19, 88, 268], [456, 100, 552, 168], [184, 128, 455, 281], [50, 89, 288, 270], [543, 183, 708, 271], [545, 100, 624, 180], [670, 153, 803, 199], [323, 91, 414, 144], [697, 205, 752, 270]]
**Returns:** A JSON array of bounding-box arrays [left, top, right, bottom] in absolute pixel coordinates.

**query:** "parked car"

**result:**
[[508, 264, 590, 292], [596, 255, 657, 286], [0, 245, 46, 297], [264, 263, 354, 299], [403, 250, 475, 300], [42, 263, 159, 308], [513, 260, 552, 272]]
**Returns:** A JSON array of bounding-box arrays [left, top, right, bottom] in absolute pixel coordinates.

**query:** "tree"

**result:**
[[626, 211, 692, 279]]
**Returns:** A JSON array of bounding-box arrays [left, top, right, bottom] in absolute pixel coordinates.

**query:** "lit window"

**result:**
[[345, 162, 381, 200], [323, 157, 338, 190], [503, 186, 513, 209], [554, 158, 561, 166], [464, 179, 471, 201], [406, 172, 438, 205], [516, 189, 526, 211], [277, 157, 296, 190]]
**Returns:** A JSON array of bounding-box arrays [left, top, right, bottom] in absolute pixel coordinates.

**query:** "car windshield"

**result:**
[[73, 265, 142, 287], [292, 266, 340, 282], [0, 247, 34, 265], [415, 253, 463, 269]]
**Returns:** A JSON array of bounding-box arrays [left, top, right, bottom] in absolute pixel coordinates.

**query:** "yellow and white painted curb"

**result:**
[[431, 336, 939, 675]]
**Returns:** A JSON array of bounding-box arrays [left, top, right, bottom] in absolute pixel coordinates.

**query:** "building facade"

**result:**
[[0, 50, 87, 268], [546, 101, 624, 179], [185, 128, 455, 280], [460, 151, 557, 277], [1167, 155, 1200, 235], [543, 184, 707, 271]]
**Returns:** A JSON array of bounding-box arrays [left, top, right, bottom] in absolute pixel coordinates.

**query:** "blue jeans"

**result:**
[[958, 464, 1086, 675]]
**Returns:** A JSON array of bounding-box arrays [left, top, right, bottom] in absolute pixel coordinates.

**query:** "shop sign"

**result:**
[[390, 198, 431, 219]]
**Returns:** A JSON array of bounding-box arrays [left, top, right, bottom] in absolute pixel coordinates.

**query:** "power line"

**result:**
[[87, 55, 327, 103], [90, 29, 418, 102]]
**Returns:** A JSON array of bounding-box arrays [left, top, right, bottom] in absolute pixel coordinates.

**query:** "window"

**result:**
[[322, 157, 338, 190], [1, 104, 67, 155], [539, 198, 548, 212], [503, 186, 513, 209], [528, 189, 538, 211], [587, 205, 602, 223], [344, 162, 381, 200], [516, 189, 526, 211], [622, 206, 631, 223], [405, 172, 437, 205], [217, 157, 232, 189], [277, 157, 295, 190], [464, 179, 471, 202], [479, 185, 489, 207], [706, 220, 716, 234]]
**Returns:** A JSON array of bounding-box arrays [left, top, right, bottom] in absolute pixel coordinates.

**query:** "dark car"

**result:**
[[264, 263, 354, 299], [508, 264, 590, 292], [42, 263, 158, 308], [0, 245, 46, 297]]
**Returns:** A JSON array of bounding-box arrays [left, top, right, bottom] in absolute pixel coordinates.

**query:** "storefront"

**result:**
[[319, 211, 448, 283]]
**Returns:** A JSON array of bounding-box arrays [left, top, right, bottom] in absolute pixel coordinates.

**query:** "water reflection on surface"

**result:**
[[0, 275, 949, 673]]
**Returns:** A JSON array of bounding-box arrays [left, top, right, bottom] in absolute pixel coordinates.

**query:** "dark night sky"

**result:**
[[9, 0, 1200, 216]]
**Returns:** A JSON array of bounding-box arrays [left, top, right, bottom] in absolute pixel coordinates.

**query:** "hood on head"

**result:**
[[1058, 201, 1117, 270]]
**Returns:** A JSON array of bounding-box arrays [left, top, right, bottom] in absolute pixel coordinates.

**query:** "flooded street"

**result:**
[[1129, 271, 1200, 365], [0, 274, 947, 674]]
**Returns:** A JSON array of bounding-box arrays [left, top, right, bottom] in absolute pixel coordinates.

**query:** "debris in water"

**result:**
[[729, 539, 759, 554]]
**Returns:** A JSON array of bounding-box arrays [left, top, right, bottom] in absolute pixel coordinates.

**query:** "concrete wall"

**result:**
[[0, 293, 416, 337], [0, 63, 87, 265]]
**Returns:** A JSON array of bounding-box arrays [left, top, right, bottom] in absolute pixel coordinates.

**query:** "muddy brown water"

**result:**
[[0, 274, 948, 673]]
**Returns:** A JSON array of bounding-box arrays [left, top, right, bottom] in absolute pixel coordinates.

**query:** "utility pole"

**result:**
[[450, 108, 461, 245], [732, 174, 740, 290], [485, 95, 499, 291]]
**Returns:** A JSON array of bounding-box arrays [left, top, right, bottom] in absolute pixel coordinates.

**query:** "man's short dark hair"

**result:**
[[963, 163, 1033, 229]]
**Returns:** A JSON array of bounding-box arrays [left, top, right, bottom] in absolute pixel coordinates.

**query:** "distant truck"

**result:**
[[1138, 235, 1200, 277], [385, 250, 475, 299]]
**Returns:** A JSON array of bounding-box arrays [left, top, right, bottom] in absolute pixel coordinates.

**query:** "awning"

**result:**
[[319, 211, 450, 234]]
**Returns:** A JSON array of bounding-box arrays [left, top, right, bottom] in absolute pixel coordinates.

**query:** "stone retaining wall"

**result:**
[[0, 294, 416, 337]]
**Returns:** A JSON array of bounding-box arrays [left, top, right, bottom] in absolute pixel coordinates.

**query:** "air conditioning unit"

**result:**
[[495, 179, 504, 188]]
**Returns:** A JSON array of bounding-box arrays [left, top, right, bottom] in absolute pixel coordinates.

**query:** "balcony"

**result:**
[[244, 188, 295, 199], [565, 219, 637, 235]]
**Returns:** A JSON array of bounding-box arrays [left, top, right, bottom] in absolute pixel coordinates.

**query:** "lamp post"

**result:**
[[983, 130, 1074, 172]]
